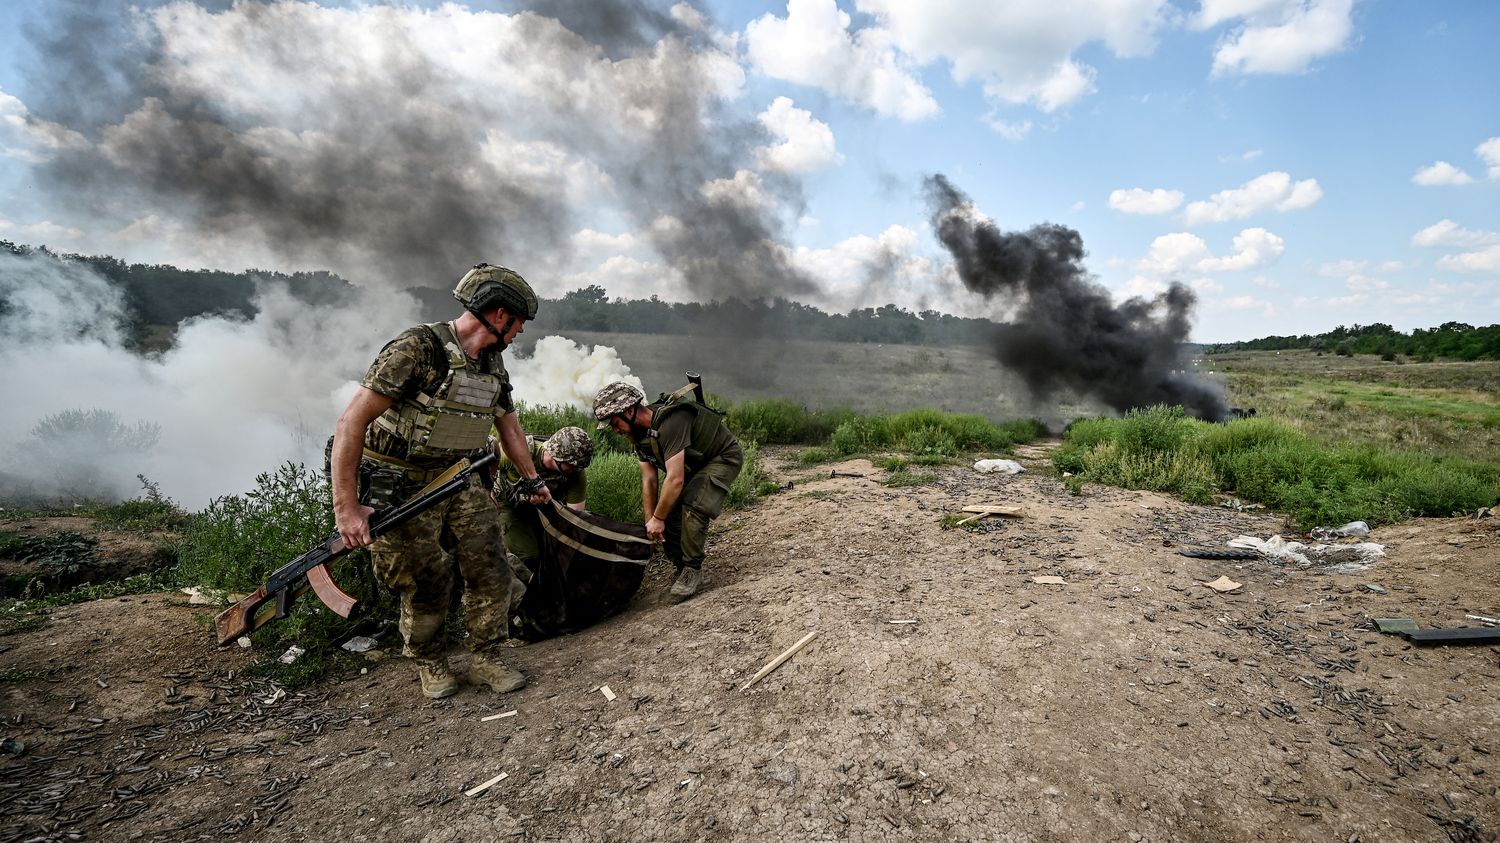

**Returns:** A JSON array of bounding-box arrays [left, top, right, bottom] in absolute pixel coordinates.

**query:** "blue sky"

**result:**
[[1, 0, 1496, 342]]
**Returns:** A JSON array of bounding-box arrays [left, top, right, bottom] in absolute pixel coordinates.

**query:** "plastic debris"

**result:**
[[1372, 618, 1418, 634], [1202, 576, 1243, 593], [1308, 521, 1370, 540], [278, 645, 306, 664], [974, 459, 1025, 475], [1226, 534, 1385, 573], [1031, 575, 1066, 585], [341, 636, 379, 653]]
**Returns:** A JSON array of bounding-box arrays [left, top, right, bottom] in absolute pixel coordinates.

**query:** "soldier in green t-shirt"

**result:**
[[592, 381, 742, 599], [494, 426, 593, 587]]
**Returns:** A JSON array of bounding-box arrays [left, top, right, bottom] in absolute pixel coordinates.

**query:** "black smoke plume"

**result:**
[[925, 175, 1227, 421]]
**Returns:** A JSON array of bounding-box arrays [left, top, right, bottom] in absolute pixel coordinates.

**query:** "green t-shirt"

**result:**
[[498, 438, 587, 505]]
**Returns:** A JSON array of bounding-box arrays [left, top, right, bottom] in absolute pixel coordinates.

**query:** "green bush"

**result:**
[[177, 462, 386, 685], [88, 475, 190, 533], [585, 451, 645, 523], [516, 403, 631, 455], [727, 399, 853, 445]]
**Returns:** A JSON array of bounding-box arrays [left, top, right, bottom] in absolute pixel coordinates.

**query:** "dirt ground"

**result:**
[[2, 444, 1498, 842]]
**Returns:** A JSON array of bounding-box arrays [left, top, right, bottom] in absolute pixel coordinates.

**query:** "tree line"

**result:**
[[3, 242, 995, 347], [1208, 321, 1500, 361]]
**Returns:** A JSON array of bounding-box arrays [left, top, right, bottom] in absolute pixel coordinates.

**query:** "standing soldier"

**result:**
[[330, 263, 553, 699], [591, 381, 742, 599], [494, 426, 594, 588]]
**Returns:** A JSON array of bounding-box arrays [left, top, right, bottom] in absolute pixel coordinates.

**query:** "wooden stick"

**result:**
[[740, 630, 819, 692], [600, 685, 617, 702], [480, 710, 517, 722], [954, 513, 987, 527], [464, 771, 508, 797]]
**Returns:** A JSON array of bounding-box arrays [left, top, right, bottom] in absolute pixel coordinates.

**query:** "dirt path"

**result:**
[[3, 446, 1497, 841]]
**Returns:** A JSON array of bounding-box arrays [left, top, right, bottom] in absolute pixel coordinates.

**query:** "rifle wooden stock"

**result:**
[[212, 452, 497, 646]]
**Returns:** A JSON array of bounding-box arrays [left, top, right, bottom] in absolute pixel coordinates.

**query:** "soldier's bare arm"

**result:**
[[640, 460, 659, 531], [495, 410, 553, 504], [646, 452, 686, 541], [332, 386, 394, 549]]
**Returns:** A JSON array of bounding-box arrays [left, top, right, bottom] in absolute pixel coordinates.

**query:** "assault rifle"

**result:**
[[213, 452, 497, 646]]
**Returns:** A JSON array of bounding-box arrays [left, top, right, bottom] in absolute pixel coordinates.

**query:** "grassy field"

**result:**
[[547, 331, 1108, 424], [1209, 349, 1500, 462]]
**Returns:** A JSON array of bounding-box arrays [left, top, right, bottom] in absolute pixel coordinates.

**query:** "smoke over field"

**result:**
[[926, 175, 1227, 421]]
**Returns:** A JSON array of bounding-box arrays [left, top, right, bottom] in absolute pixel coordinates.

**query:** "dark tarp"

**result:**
[[513, 501, 653, 640]]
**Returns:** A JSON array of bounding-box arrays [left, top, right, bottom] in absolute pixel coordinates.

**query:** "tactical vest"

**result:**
[[370, 322, 506, 461], [634, 396, 733, 473]]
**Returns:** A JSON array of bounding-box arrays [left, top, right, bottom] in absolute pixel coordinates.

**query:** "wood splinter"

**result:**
[[464, 771, 508, 797], [740, 630, 819, 692]]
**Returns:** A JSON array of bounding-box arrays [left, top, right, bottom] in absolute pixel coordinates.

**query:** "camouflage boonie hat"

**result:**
[[592, 382, 645, 429], [453, 263, 539, 319], [543, 426, 595, 469]]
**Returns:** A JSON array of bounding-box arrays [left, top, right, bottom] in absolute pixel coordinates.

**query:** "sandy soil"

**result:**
[[2, 445, 1497, 842]]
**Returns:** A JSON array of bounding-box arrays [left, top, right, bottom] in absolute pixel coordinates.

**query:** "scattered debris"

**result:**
[[180, 586, 228, 606], [1465, 614, 1500, 626], [464, 771, 509, 797], [741, 630, 820, 692], [1362, 583, 1387, 594], [973, 459, 1024, 475], [1202, 576, 1243, 593], [600, 685, 617, 702], [0, 738, 25, 756], [341, 636, 379, 653], [1031, 576, 1066, 585], [1372, 618, 1419, 634], [237, 636, 252, 648], [480, 710, 518, 722], [1178, 547, 1260, 561], [278, 646, 306, 665], [1307, 521, 1370, 540], [1226, 534, 1386, 572], [887, 619, 917, 625], [1217, 498, 1265, 511], [830, 470, 866, 478], [1400, 628, 1500, 646], [263, 688, 287, 705]]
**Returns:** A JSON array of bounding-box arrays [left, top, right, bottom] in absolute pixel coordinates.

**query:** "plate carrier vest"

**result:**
[[370, 322, 506, 461], [633, 386, 728, 473]]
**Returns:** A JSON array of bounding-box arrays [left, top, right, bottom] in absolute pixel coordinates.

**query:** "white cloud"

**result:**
[[1108, 187, 1184, 215], [748, 1, 1172, 116], [0, 85, 90, 162], [1412, 161, 1474, 186], [1411, 219, 1500, 248], [1195, 227, 1284, 271], [744, 0, 939, 121], [700, 169, 771, 210], [1319, 259, 1366, 278], [1345, 274, 1391, 292], [1203, 0, 1357, 77], [1070, 200, 1086, 212], [790, 224, 962, 312], [754, 97, 844, 173], [0, 218, 84, 241], [1183, 171, 1322, 225], [985, 116, 1033, 141], [1474, 136, 1500, 180], [1222, 295, 1276, 315], [857, 0, 1170, 113], [1138, 227, 1283, 276], [1437, 245, 1500, 273]]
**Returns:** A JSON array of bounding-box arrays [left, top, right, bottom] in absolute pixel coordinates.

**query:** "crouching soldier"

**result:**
[[591, 382, 742, 599], [329, 262, 552, 699], [495, 426, 594, 588]]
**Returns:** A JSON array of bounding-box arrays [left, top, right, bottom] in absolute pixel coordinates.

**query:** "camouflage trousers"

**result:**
[[369, 478, 517, 661], [499, 505, 542, 579], [664, 450, 743, 571]]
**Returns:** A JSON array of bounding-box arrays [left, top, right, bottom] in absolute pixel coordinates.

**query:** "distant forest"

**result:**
[[2, 242, 996, 348], [1208, 322, 1500, 362], [8, 242, 1496, 359]]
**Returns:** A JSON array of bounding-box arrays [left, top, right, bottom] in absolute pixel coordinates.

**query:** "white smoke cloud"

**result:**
[[0, 250, 638, 508], [508, 336, 643, 411]]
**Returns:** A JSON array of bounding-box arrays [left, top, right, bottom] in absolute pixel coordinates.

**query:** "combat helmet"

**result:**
[[542, 426, 595, 469], [453, 263, 538, 319], [592, 382, 646, 429]]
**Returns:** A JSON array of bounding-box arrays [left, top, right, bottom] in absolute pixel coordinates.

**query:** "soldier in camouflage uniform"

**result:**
[[331, 263, 553, 700], [592, 381, 742, 599], [494, 426, 594, 587]]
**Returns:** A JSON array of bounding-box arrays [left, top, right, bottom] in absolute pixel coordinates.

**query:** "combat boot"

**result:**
[[470, 654, 527, 693], [415, 659, 459, 699], [669, 566, 702, 598]]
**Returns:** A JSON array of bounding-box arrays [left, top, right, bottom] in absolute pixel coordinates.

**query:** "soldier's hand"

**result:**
[[646, 516, 666, 542], [336, 503, 376, 549], [523, 477, 553, 506]]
